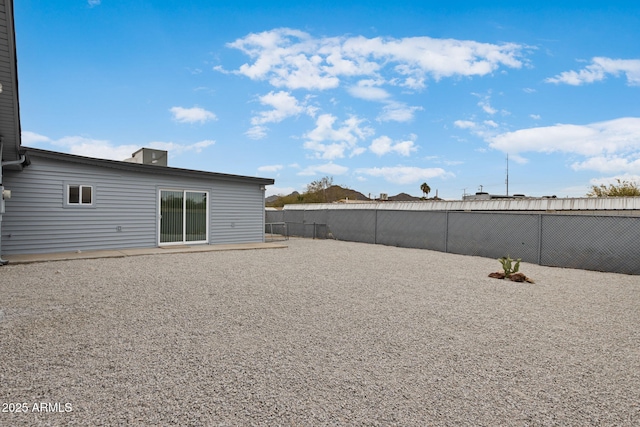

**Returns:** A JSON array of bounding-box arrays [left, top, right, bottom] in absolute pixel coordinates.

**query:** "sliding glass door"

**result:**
[[159, 190, 208, 244], [185, 191, 207, 242]]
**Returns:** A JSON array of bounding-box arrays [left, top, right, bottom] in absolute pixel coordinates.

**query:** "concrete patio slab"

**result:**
[[2, 242, 287, 265]]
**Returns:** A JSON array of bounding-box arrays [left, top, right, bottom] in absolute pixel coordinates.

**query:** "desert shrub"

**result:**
[[498, 255, 521, 276], [587, 179, 640, 197]]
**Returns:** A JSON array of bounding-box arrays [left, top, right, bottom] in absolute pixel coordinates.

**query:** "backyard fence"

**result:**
[[264, 222, 288, 242], [266, 207, 640, 275]]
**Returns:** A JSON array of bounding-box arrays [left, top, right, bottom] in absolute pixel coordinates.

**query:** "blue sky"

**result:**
[[15, 1, 640, 199]]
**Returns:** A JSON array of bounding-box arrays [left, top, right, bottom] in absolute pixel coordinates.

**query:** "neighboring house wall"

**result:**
[[2, 151, 268, 254]]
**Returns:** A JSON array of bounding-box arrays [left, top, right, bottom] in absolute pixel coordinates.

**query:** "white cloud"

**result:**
[[453, 120, 476, 129], [377, 102, 423, 122], [303, 141, 350, 160], [530, 114, 541, 120], [247, 91, 317, 139], [351, 147, 367, 157], [297, 162, 349, 176], [303, 114, 374, 159], [55, 136, 137, 160], [223, 28, 526, 91], [258, 164, 284, 172], [87, 0, 101, 7], [170, 106, 217, 124], [546, 57, 640, 86], [21, 131, 51, 145], [346, 80, 422, 123], [251, 91, 315, 125], [454, 118, 500, 140], [21, 131, 214, 161], [369, 137, 393, 156], [347, 79, 390, 101], [455, 100, 522, 141], [226, 28, 341, 90], [444, 160, 464, 166], [195, 140, 215, 150], [245, 126, 268, 140], [479, 100, 496, 115], [488, 117, 640, 171], [147, 140, 215, 155], [571, 155, 640, 174], [356, 166, 452, 184], [369, 135, 418, 156], [473, 91, 506, 116], [489, 117, 640, 157]]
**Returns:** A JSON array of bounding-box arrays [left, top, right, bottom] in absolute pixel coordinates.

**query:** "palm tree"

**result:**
[[420, 182, 431, 199]]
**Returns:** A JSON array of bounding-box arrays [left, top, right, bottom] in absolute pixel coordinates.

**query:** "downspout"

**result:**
[[0, 142, 27, 265]]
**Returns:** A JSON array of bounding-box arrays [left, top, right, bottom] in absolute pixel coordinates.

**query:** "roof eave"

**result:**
[[24, 147, 275, 185]]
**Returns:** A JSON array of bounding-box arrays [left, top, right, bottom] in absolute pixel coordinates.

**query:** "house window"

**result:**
[[68, 185, 93, 205]]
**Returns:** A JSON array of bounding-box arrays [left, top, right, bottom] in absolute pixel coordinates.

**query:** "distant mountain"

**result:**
[[388, 192, 421, 202], [266, 186, 369, 207], [329, 186, 369, 201], [266, 186, 427, 207], [266, 191, 298, 204]]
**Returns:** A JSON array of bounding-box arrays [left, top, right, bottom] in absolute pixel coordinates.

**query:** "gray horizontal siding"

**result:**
[[210, 182, 265, 244], [2, 155, 267, 254]]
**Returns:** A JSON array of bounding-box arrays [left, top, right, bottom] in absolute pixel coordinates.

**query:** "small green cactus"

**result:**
[[498, 255, 521, 276]]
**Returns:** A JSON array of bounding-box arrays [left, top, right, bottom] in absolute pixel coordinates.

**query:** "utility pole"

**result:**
[[505, 154, 509, 196]]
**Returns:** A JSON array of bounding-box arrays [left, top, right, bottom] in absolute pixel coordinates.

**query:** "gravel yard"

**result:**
[[1, 238, 639, 426]]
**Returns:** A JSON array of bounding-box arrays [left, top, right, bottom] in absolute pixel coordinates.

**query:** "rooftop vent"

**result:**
[[124, 148, 168, 166]]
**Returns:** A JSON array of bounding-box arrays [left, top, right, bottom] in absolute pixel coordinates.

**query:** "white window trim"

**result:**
[[63, 182, 96, 208]]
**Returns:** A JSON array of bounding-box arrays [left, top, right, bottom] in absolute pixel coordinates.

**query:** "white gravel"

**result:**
[[1, 238, 639, 426]]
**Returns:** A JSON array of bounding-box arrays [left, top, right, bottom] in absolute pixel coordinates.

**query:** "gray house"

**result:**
[[0, 0, 274, 260]]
